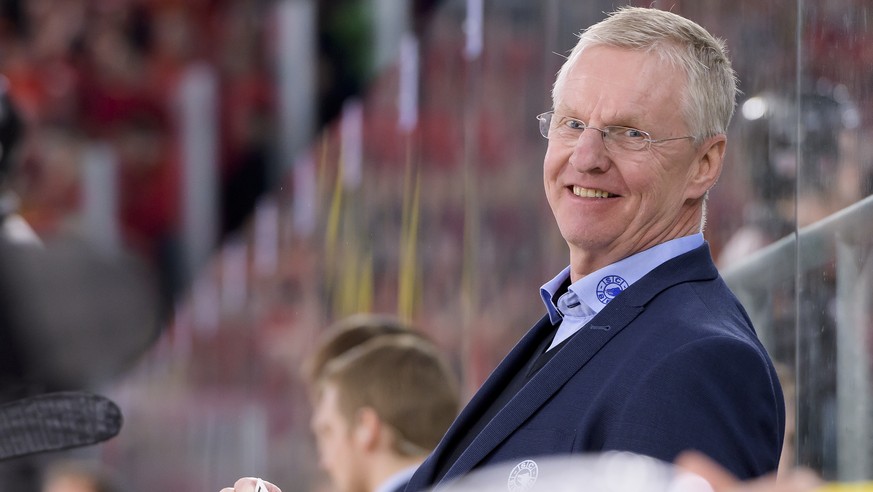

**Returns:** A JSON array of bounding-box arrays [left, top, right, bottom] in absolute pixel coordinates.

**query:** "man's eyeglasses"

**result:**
[[536, 112, 694, 152]]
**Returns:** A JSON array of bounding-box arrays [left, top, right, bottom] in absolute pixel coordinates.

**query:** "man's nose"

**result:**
[[568, 128, 610, 173]]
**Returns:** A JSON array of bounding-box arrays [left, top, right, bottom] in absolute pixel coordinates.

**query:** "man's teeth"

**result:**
[[573, 186, 613, 198]]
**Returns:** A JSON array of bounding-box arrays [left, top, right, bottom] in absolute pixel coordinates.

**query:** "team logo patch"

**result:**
[[507, 459, 538, 492], [596, 275, 628, 304]]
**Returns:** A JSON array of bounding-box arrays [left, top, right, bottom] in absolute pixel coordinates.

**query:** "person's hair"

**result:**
[[303, 313, 427, 386], [318, 335, 460, 457], [552, 7, 738, 144]]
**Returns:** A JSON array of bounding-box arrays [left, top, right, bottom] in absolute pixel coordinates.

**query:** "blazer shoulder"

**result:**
[[607, 334, 785, 478]]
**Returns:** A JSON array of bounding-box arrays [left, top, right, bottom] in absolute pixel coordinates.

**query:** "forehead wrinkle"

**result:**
[[556, 92, 646, 129], [557, 51, 687, 132]]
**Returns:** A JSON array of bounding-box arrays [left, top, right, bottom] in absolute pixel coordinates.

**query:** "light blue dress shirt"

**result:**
[[540, 233, 704, 351]]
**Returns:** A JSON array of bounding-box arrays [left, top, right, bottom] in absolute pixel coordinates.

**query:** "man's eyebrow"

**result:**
[[612, 113, 646, 127], [601, 112, 647, 129], [553, 105, 645, 128]]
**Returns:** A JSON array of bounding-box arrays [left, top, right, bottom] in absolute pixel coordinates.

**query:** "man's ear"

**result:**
[[353, 407, 382, 451], [685, 135, 726, 201]]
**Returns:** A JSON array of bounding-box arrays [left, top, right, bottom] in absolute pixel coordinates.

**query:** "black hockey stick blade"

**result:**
[[0, 391, 123, 460]]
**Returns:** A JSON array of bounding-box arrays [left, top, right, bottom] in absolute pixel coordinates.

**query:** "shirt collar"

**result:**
[[540, 233, 704, 322], [541, 265, 572, 324]]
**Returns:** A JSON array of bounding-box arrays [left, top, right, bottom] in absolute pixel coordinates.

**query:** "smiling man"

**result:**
[[401, 7, 784, 490], [221, 8, 785, 492]]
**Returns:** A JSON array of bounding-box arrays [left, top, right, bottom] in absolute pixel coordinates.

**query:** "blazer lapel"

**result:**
[[407, 316, 557, 489], [439, 302, 644, 484], [412, 244, 718, 490], [438, 244, 718, 484]]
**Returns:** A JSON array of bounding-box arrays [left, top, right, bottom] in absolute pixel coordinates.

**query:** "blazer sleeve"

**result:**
[[601, 335, 785, 479]]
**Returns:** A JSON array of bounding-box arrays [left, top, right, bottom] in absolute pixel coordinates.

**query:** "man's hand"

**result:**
[[675, 451, 822, 492], [220, 477, 281, 492]]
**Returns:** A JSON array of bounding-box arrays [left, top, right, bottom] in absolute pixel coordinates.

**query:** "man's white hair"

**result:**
[[552, 7, 738, 144]]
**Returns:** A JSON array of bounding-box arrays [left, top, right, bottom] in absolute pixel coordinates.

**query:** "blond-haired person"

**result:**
[[310, 334, 459, 492], [223, 316, 459, 492]]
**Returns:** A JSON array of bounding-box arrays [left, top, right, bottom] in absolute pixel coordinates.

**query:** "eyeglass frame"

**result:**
[[536, 111, 696, 152]]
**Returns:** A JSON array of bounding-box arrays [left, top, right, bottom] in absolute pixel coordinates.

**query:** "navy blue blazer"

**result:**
[[406, 244, 784, 491]]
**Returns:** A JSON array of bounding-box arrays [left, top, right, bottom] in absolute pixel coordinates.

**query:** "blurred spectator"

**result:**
[[719, 85, 864, 268], [0, 73, 44, 491], [304, 315, 461, 492], [0, 75, 40, 246]]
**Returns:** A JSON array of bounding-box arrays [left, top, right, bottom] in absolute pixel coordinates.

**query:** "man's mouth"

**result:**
[[572, 185, 615, 198]]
